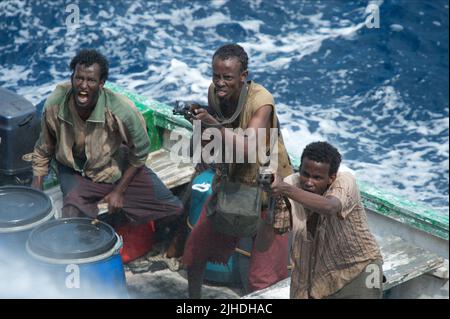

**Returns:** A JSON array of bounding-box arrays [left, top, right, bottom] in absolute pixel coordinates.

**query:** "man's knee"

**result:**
[[61, 204, 84, 218], [56, 162, 80, 198]]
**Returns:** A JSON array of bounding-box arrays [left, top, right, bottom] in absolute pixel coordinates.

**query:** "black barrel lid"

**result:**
[[0, 186, 52, 228], [27, 218, 117, 259]]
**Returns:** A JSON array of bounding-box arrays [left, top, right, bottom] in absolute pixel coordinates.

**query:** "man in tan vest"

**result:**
[[182, 44, 293, 298]]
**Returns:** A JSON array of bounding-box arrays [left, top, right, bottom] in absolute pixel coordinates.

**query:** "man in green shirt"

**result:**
[[32, 49, 182, 224]]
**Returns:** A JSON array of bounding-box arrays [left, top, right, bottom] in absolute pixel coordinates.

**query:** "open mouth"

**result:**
[[77, 91, 89, 105], [216, 89, 227, 98]]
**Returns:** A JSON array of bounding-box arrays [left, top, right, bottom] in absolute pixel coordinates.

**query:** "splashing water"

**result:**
[[0, 0, 448, 213]]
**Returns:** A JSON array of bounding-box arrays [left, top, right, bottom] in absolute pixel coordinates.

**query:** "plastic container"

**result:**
[[0, 87, 40, 175], [115, 221, 156, 264], [26, 218, 128, 298], [0, 186, 55, 259]]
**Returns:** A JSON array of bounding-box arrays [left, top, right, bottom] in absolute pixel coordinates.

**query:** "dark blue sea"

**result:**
[[0, 0, 448, 213]]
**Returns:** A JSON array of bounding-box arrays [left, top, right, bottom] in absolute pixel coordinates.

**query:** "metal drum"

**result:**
[[26, 218, 128, 298], [0, 186, 55, 259]]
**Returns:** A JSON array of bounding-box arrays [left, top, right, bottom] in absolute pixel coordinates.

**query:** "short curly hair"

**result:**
[[70, 49, 109, 81], [212, 44, 248, 72], [300, 141, 342, 176]]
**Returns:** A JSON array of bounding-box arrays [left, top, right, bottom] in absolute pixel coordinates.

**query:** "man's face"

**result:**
[[212, 57, 247, 106], [71, 63, 104, 109], [299, 157, 336, 195]]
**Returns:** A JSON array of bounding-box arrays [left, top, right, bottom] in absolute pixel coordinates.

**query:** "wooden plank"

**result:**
[[429, 259, 449, 280], [145, 148, 195, 189], [242, 277, 290, 299], [379, 235, 445, 290]]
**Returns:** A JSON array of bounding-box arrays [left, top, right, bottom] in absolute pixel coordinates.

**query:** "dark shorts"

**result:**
[[59, 163, 183, 224]]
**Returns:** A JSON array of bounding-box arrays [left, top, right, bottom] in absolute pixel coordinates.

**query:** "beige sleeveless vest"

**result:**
[[207, 81, 293, 188]]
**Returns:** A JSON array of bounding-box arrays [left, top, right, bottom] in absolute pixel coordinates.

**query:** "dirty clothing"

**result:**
[[326, 259, 384, 299], [60, 164, 183, 223], [184, 81, 292, 291], [287, 172, 383, 299], [207, 81, 293, 190], [33, 82, 182, 223], [32, 82, 150, 183]]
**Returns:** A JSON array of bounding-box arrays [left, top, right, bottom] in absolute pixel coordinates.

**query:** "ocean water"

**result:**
[[0, 0, 448, 213]]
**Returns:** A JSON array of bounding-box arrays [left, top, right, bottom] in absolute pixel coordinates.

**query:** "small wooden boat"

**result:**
[[38, 83, 449, 299]]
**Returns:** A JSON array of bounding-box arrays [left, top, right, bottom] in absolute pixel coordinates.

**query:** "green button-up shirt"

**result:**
[[32, 82, 151, 183]]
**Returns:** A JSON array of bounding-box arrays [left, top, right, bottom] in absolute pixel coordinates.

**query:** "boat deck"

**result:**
[[243, 234, 446, 299], [124, 250, 243, 299], [145, 149, 195, 190], [44, 149, 244, 299], [43, 147, 448, 299]]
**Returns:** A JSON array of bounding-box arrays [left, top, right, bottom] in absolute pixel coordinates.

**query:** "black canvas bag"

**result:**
[[206, 178, 261, 237]]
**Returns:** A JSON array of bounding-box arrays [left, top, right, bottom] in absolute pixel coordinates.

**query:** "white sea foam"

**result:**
[[242, 19, 366, 71], [211, 0, 228, 9], [0, 0, 447, 213], [390, 24, 404, 32]]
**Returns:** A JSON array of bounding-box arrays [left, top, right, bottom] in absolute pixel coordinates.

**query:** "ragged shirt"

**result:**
[[207, 81, 293, 232], [32, 82, 151, 183], [286, 172, 383, 299], [207, 81, 293, 188]]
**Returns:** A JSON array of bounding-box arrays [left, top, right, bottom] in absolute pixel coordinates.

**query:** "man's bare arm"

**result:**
[[31, 175, 44, 190], [193, 104, 273, 159], [271, 175, 341, 216]]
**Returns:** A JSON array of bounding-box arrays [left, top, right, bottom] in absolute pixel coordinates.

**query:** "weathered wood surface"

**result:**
[[243, 235, 446, 299], [241, 277, 290, 299], [380, 235, 444, 290], [124, 252, 242, 299]]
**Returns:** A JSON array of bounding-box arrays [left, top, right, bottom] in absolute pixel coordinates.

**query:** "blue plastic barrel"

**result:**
[[0, 186, 55, 259], [26, 218, 128, 298], [188, 170, 251, 285]]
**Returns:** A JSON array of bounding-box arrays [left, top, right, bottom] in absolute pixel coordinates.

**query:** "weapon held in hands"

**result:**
[[172, 101, 206, 121], [258, 167, 276, 225]]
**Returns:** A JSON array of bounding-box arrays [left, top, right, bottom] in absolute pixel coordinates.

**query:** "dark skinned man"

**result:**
[[256, 141, 384, 299], [32, 49, 182, 226]]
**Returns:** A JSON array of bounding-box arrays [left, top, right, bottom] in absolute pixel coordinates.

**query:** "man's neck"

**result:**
[[220, 89, 242, 117], [220, 100, 238, 118], [72, 97, 95, 121]]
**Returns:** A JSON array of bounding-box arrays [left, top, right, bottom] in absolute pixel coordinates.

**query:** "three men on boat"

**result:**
[[30, 46, 383, 299]]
